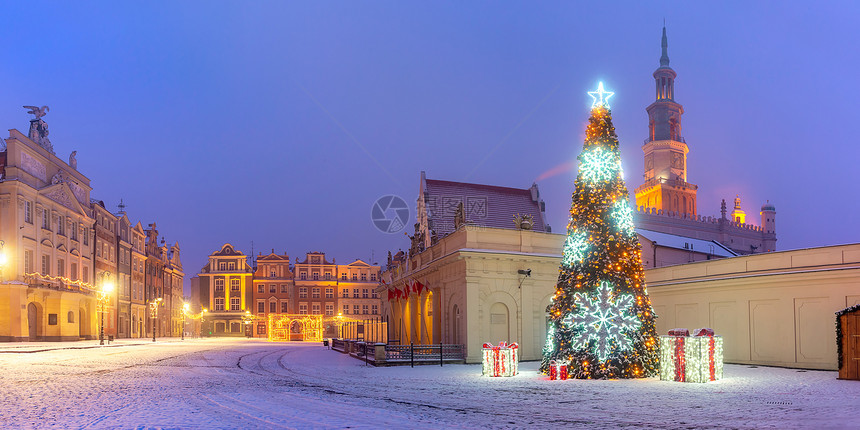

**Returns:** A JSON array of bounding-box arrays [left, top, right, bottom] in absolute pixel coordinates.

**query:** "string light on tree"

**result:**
[[541, 82, 659, 379]]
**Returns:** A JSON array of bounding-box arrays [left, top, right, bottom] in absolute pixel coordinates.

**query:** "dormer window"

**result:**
[[219, 262, 226, 271]]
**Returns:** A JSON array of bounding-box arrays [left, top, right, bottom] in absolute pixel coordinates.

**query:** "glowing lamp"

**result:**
[[0, 252, 7, 266], [482, 342, 519, 377], [103, 282, 114, 294]]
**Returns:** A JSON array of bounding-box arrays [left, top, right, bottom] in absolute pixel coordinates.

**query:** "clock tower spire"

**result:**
[[635, 25, 698, 217]]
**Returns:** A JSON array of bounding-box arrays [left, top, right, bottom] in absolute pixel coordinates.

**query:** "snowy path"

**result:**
[[0, 339, 857, 429]]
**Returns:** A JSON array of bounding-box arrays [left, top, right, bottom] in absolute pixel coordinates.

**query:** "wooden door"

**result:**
[[840, 314, 860, 380]]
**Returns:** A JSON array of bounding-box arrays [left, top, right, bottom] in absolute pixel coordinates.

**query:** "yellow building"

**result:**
[[0, 125, 98, 341], [193, 243, 253, 336], [337, 259, 381, 320]]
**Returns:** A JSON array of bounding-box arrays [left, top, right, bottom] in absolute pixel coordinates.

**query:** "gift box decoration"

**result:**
[[659, 329, 723, 383], [668, 328, 690, 336], [548, 360, 569, 380], [482, 341, 519, 377]]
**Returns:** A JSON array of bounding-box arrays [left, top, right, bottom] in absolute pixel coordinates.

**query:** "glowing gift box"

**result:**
[[659, 329, 723, 383], [548, 360, 569, 380], [482, 342, 519, 377]]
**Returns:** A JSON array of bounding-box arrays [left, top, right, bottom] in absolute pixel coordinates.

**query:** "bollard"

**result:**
[[411, 342, 414, 368], [440, 342, 443, 367]]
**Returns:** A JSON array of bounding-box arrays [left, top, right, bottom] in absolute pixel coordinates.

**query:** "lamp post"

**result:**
[[98, 272, 114, 346], [243, 311, 253, 338], [181, 303, 189, 341], [149, 297, 163, 342]]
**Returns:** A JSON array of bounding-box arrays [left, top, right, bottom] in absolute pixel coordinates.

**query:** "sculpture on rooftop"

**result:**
[[24, 105, 54, 155]]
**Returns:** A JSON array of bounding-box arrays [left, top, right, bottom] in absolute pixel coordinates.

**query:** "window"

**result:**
[[353, 305, 360, 314], [360, 274, 367, 281], [215, 279, 225, 292], [230, 279, 240, 291], [83, 228, 89, 245], [299, 303, 307, 315], [110, 246, 115, 262], [230, 297, 240, 311], [312, 303, 320, 315], [70, 263, 78, 281], [41, 255, 50, 275], [82, 270, 88, 283], [342, 288, 349, 297], [370, 273, 377, 281], [300, 272, 307, 280], [280, 285, 288, 293], [324, 272, 331, 280], [372, 305, 378, 314], [362, 305, 369, 315], [257, 302, 265, 313], [219, 262, 226, 271], [42, 208, 50, 230], [312, 272, 319, 280], [312, 288, 320, 299], [57, 218, 65, 236], [341, 273, 347, 280], [71, 224, 78, 241], [353, 290, 359, 298], [325, 288, 334, 299], [352, 274, 358, 281], [270, 270, 276, 277], [24, 250, 33, 273], [281, 302, 288, 313], [269, 301, 276, 313], [343, 304, 349, 315], [257, 284, 264, 293], [325, 304, 334, 316], [257, 324, 266, 334], [269, 284, 276, 293], [24, 201, 32, 224], [362, 289, 369, 299], [57, 259, 65, 277], [215, 298, 225, 311], [371, 291, 378, 299], [299, 287, 307, 298], [228, 262, 236, 271]]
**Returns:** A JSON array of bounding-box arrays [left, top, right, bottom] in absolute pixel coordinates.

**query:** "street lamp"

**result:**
[[181, 303, 189, 341], [243, 311, 253, 338], [98, 272, 114, 346], [149, 297, 163, 342]]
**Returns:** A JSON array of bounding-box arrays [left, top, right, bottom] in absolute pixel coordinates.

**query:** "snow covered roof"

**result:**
[[424, 178, 548, 237], [636, 228, 738, 257]]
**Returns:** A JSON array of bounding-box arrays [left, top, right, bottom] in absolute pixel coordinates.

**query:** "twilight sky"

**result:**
[[2, 2, 859, 290]]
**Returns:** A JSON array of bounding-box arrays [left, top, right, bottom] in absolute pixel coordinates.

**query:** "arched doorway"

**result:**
[[290, 320, 303, 341], [27, 303, 39, 341], [489, 302, 510, 344]]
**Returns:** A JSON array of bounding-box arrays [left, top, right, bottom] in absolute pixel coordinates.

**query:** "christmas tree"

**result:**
[[541, 82, 659, 379]]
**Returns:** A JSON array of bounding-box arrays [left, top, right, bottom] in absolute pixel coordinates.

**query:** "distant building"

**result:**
[[91, 200, 118, 338], [116, 212, 132, 338], [294, 252, 339, 335], [130, 222, 147, 337], [193, 243, 254, 336], [633, 26, 777, 256]]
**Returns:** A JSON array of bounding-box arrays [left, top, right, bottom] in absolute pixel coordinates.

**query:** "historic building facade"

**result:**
[[130, 222, 147, 337], [251, 251, 293, 338], [633, 27, 777, 256], [194, 243, 254, 336], [294, 252, 339, 319], [90, 200, 118, 339], [116, 212, 132, 338], [0, 121, 97, 341], [337, 259, 381, 319]]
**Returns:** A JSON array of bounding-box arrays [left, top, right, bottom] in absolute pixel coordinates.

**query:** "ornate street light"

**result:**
[[149, 297, 163, 342], [98, 272, 114, 346]]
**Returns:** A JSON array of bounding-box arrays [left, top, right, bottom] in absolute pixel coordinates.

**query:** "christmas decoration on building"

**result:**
[[482, 342, 519, 377], [659, 328, 723, 383], [541, 82, 659, 379]]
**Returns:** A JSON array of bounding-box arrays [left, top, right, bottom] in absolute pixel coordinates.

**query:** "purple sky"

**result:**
[[3, 2, 859, 290]]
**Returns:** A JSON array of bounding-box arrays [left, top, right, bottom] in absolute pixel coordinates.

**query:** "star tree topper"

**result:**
[[562, 281, 641, 362], [588, 81, 614, 109]]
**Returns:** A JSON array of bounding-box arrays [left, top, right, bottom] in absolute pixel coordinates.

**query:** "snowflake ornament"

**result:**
[[578, 146, 622, 184], [611, 199, 635, 236], [562, 231, 589, 267], [562, 281, 641, 362]]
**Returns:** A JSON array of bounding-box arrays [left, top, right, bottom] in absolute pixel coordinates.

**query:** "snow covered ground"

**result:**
[[0, 338, 857, 429]]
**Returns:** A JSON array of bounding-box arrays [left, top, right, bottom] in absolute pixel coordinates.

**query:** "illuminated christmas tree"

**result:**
[[541, 82, 659, 379]]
